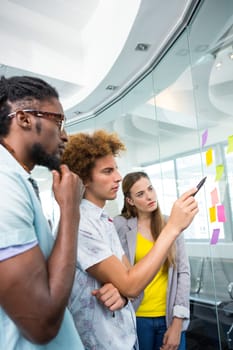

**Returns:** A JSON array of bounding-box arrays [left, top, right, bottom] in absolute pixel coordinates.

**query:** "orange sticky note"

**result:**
[[206, 148, 213, 166], [217, 204, 226, 222], [227, 135, 233, 154], [215, 164, 224, 181], [209, 207, 216, 222], [211, 188, 219, 206]]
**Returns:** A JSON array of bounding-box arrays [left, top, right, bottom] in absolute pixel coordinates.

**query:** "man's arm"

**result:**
[[87, 188, 198, 298], [0, 165, 81, 344]]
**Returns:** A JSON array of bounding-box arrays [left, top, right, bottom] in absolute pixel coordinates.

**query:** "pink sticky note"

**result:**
[[210, 228, 220, 245], [217, 204, 226, 222], [202, 129, 208, 147], [211, 188, 219, 206]]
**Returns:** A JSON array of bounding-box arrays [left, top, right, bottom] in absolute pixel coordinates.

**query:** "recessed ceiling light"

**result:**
[[135, 43, 150, 51], [216, 61, 222, 69], [229, 52, 233, 60], [106, 85, 118, 91]]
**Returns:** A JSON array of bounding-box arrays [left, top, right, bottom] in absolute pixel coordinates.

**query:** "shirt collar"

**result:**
[[0, 144, 30, 180], [82, 198, 109, 220]]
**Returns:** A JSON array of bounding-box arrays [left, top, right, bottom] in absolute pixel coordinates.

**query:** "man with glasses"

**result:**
[[0, 75, 85, 349], [7, 109, 66, 135]]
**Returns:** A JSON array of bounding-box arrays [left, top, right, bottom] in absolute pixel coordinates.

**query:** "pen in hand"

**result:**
[[193, 176, 207, 196]]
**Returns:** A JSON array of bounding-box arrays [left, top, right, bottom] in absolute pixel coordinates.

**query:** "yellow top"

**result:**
[[135, 232, 168, 317]]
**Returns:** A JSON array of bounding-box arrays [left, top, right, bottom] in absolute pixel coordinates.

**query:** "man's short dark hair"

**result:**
[[0, 75, 59, 137]]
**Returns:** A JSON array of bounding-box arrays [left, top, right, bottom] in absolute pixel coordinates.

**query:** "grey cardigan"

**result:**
[[113, 215, 190, 331]]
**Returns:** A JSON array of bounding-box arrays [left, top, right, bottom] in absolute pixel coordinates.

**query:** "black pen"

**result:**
[[193, 176, 207, 196]]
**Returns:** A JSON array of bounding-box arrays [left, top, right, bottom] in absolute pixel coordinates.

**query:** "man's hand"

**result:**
[[92, 283, 127, 312], [52, 164, 82, 212]]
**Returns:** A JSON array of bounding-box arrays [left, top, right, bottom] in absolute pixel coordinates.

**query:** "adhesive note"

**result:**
[[202, 129, 208, 147], [217, 204, 226, 222], [210, 228, 220, 245], [209, 207, 216, 222], [206, 148, 213, 166], [227, 135, 233, 154], [215, 164, 224, 181], [211, 188, 219, 206]]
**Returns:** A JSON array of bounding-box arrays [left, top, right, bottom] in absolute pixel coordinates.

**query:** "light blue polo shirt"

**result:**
[[0, 145, 84, 350]]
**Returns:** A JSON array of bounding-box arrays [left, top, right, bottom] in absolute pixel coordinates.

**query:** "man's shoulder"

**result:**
[[0, 168, 28, 191], [79, 202, 103, 235]]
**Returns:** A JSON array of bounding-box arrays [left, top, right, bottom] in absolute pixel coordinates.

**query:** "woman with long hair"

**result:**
[[114, 171, 190, 350]]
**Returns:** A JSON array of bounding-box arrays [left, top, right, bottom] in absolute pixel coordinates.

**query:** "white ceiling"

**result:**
[[0, 0, 198, 122], [11, 0, 231, 195]]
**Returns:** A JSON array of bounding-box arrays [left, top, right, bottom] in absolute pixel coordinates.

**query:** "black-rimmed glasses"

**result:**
[[7, 109, 66, 131]]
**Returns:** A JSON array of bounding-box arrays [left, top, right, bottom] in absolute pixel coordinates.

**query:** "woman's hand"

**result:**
[[160, 317, 183, 350]]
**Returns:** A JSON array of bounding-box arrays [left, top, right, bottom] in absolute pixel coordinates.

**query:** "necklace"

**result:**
[[0, 139, 31, 173]]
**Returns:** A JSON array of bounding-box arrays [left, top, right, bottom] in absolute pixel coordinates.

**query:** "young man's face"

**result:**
[[85, 154, 122, 207]]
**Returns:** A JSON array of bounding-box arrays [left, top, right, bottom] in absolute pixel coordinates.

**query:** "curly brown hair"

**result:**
[[62, 129, 126, 182]]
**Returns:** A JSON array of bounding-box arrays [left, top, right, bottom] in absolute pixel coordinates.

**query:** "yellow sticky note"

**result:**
[[206, 148, 213, 166], [227, 135, 233, 154], [209, 207, 216, 223], [215, 164, 224, 181]]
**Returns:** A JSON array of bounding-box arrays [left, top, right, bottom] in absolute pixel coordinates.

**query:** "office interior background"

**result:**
[[1, 0, 233, 348]]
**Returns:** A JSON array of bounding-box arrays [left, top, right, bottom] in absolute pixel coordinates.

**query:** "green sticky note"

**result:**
[[227, 135, 233, 154], [215, 164, 224, 181]]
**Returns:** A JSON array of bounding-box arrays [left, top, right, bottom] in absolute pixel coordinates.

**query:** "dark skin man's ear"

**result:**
[[15, 111, 32, 130]]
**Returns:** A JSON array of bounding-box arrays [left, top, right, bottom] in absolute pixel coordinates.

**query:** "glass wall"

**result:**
[[36, 0, 233, 348]]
